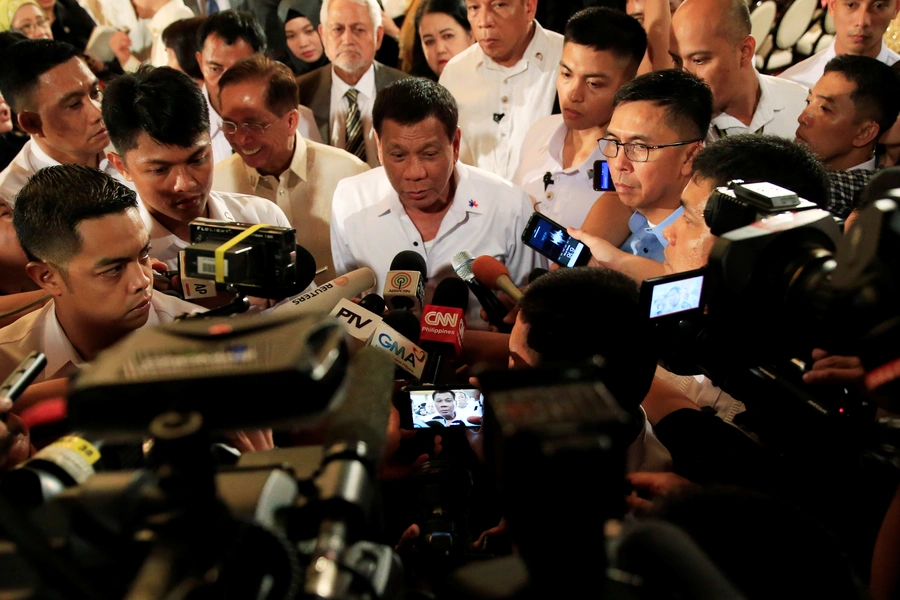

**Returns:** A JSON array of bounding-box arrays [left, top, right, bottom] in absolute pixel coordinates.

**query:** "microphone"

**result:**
[[451, 250, 512, 333], [368, 309, 428, 380], [305, 347, 394, 599], [384, 250, 426, 312], [295, 243, 318, 291], [329, 294, 385, 342], [493, 113, 505, 123], [543, 172, 553, 191], [419, 277, 469, 384], [271, 267, 376, 316], [472, 255, 524, 303]]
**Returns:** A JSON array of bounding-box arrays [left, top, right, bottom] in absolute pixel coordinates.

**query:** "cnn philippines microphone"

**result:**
[[367, 309, 428, 380], [305, 347, 394, 599], [271, 267, 376, 316], [450, 250, 512, 333], [384, 250, 426, 312], [472, 255, 524, 302], [329, 294, 386, 342], [419, 277, 469, 384]]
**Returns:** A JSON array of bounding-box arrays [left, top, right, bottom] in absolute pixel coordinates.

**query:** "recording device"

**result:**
[[0, 352, 46, 413], [329, 294, 385, 342], [451, 250, 513, 333], [521, 212, 591, 268], [472, 255, 524, 303], [419, 278, 469, 384], [645, 271, 705, 320], [592, 159, 615, 192], [703, 179, 818, 236], [385, 251, 427, 312], [182, 218, 316, 298], [272, 267, 376, 317], [402, 386, 483, 429], [368, 309, 429, 380]]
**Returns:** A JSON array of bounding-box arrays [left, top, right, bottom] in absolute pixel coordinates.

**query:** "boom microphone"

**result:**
[[472, 255, 524, 302], [419, 277, 469, 384], [451, 250, 512, 333], [384, 251, 426, 312], [271, 268, 376, 316]]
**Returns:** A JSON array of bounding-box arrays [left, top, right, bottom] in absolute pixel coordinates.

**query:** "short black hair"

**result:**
[[518, 267, 657, 414], [824, 55, 900, 135], [564, 7, 647, 67], [197, 9, 267, 54], [692, 134, 830, 207], [102, 65, 209, 155], [373, 78, 458, 140], [162, 16, 206, 81], [0, 39, 81, 113], [0, 31, 27, 52], [415, 0, 470, 34], [14, 165, 139, 265], [613, 69, 713, 140]]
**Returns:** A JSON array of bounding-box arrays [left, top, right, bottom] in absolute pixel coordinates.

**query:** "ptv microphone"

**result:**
[[272, 267, 376, 316], [472, 255, 524, 303], [419, 277, 469, 384], [451, 250, 512, 333], [329, 294, 385, 342], [367, 309, 428, 380], [384, 250, 426, 312]]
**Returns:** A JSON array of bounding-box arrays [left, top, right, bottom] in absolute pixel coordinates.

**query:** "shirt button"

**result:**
[[535, 52, 543, 60], [279, 190, 285, 195], [413, 241, 419, 246], [546, 191, 554, 200], [501, 96, 509, 103]]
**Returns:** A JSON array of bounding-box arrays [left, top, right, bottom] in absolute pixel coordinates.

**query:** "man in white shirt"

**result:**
[[110, 0, 195, 71], [438, 0, 563, 180], [102, 65, 291, 273], [297, 0, 409, 168], [0, 164, 203, 383], [512, 7, 645, 230], [673, 0, 808, 142], [779, 0, 900, 90], [0, 40, 124, 204], [330, 78, 540, 330], [213, 54, 370, 283]]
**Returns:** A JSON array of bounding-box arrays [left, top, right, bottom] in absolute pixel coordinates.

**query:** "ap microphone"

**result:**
[[367, 309, 428, 381], [384, 250, 426, 312], [451, 250, 512, 333], [272, 267, 376, 316], [472, 255, 524, 302], [419, 277, 469, 384]]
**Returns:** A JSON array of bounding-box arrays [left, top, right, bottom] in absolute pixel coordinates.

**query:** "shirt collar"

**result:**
[[628, 206, 684, 246], [42, 302, 86, 380], [30, 140, 111, 173], [481, 20, 553, 73], [332, 64, 377, 100], [203, 85, 223, 137], [244, 132, 309, 188], [849, 156, 877, 171], [876, 40, 892, 63], [710, 69, 780, 133]]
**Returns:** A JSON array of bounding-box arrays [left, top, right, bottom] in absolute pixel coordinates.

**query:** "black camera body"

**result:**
[[704, 180, 819, 236]]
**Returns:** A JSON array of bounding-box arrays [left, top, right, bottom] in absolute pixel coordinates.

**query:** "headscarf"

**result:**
[[275, 0, 329, 76], [0, 0, 42, 33]]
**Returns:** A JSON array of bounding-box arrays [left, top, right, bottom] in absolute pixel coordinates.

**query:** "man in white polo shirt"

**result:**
[[439, 0, 563, 180], [330, 78, 541, 330], [673, 0, 808, 142], [102, 65, 291, 272], [779, 0, 900, 90], [512, 7, 645, 232]]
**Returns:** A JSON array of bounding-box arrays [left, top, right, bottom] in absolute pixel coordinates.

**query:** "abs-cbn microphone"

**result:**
[[368, 309, 428, 380], [419, 277, 469, 384], [451, 250, 512, 333], [472, 255, 524, 302], [384, 250, 426, 312], [329, 294, 385, 342], [271, 267, 375, 316]]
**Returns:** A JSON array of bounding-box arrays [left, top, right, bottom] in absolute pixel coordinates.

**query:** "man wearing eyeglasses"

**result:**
[[213, 55, 368, 283], [568, 69, 713, 284]]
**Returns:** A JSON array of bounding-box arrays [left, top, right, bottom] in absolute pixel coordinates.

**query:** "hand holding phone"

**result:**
[[521, 212, 591, 268]]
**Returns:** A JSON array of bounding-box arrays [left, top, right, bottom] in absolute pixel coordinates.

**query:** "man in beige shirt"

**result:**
[[212, 54, 369, 283]]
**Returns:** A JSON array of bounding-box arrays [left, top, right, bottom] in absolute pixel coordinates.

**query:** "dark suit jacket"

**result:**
[[297, 62, 411, 145]]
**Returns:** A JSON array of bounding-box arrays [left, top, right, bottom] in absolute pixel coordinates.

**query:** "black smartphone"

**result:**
[[521, 212, 591, 268], [592, 159, 615, 192], [401, 385, 484, 429], [640, 268, 706, 320]]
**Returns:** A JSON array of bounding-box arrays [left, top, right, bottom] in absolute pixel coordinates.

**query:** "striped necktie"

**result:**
[[344, 88, 366, 162]]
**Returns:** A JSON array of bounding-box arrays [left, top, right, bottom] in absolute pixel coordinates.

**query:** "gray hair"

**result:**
[[320, 0, 383, 30]]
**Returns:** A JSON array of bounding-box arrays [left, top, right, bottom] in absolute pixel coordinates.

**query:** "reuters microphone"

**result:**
[[367, 310, 429, 381], [329, 294, 385, 343], [384, 251, 426, 312], [271, 267, 376, 316], [419, 278, 469, 384], [472, 255, 524, 303]]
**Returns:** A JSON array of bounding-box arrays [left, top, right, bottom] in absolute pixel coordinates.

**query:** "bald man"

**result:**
[[673, 0, 807, 142]]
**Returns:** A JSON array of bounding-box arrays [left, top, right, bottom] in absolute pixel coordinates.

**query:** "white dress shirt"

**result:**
[[656, 366, 746, 426], [122, 0, 195, 71], [0, 139, 130, 205], [0, 294, 204, 383], [203, 85, 235, 167], [212, 133, 369, 283], [512, 114, 607, 229], [143, 189, 292, 269], [706, 71, 809, 142], [329, 64, 379, 168], [330, 163, 543, 330], [850, 156, 877, 171], [779, 39, 900, 90], [439, 21, 564, 181]]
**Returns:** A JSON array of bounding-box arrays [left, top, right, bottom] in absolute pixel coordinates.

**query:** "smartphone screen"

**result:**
[[593, 160, 615, 192], [408, 387, 484, 428], [648, 274, 704, 318], [523, 213, 588, 268]]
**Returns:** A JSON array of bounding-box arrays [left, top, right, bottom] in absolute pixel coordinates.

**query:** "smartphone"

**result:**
[[402, 385, 484, 429], [521, 212, 591, 268], [641, 269, 706, 319], [592, 160, 615, 192]]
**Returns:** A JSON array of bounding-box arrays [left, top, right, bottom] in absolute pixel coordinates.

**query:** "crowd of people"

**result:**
[[0, 0, 898, 596]]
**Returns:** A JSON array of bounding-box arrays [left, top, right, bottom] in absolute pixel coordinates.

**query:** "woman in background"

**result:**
[[414, 0, 472, 79], [275, 0, 328, 76], [1, 0, 51, 39]]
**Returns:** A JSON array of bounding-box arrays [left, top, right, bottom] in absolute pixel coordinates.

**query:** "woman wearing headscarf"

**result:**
[[0, 0, 51, 39], [272, 0, 329, 76]]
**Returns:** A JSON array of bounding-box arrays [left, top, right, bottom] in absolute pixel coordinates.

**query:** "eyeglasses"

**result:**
[[14, 17, 49, 36], [599, 138, 701, 163], [220, 119, 274, 135]]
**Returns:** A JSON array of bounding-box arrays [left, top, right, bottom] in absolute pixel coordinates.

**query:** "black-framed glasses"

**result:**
[[220, 119, 275, 135], [599, 138, 701, 163]]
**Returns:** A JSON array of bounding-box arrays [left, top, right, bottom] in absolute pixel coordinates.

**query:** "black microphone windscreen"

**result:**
[[324, 347, 394, 468], [390, 250, 427, 274], [432, 277, 470, 311], [382, 309, 421, 343], [295, 244, 317, 289], [359, 294, 386, 315], [528, 267, 549, 284]]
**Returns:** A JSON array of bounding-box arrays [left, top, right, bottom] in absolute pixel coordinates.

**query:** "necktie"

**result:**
[[206, 0, 219, 15], [344, 88, 366, 163]]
